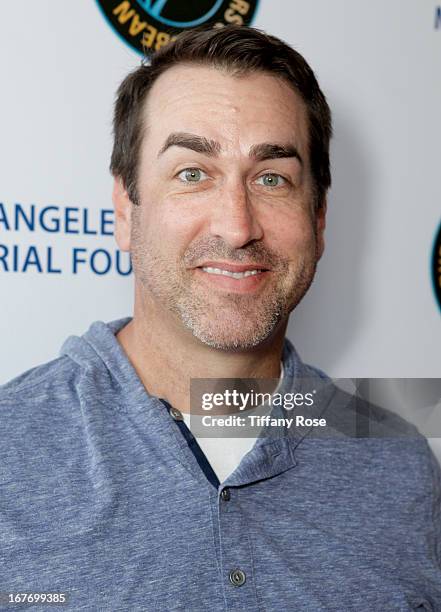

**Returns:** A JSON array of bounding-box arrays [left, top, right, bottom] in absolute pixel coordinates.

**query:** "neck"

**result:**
[[116, 292, 287, 413]]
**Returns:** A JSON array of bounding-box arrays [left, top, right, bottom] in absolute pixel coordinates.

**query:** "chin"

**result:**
[[182, 313, 283, 352]]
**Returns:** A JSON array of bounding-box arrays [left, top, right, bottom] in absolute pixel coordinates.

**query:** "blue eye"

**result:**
[[256, 173, 286, 187], [178, 168, 208, 183]]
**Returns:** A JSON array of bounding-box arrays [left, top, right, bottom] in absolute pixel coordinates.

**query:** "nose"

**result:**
[[209, 180, 264, 248]]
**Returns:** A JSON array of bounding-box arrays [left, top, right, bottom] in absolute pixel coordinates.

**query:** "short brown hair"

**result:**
[[110, 25, 332, 208]]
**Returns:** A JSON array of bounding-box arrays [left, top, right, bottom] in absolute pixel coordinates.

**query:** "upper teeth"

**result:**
[[201, 266, 262, 279]]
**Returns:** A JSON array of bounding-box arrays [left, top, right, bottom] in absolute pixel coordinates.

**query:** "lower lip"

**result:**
[[194, 268, 270, 293]]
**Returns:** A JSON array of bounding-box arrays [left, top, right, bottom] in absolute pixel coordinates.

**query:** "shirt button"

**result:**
[[229, 568, 246, 587], [170, 407, 183, 421], [221, 488, 231, 501]]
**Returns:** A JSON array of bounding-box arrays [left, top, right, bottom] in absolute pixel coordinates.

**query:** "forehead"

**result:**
[[142, 64, 310, 157]]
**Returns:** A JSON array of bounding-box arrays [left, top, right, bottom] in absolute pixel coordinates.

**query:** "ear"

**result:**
[[112, 177, 133, 252], [315, 196, 327, 261]]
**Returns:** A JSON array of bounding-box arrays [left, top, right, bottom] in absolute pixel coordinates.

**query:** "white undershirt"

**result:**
[[182, 362, 285, 483]]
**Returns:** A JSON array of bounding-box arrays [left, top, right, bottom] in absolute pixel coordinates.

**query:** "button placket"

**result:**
[[217, 489, 258, 607], [229, 568, 246, 587], [170, 407, 183, 421], [221, 487, 231, 501]]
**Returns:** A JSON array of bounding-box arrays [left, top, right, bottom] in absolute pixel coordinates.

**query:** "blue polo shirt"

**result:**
[[0, 317, 440, 611]]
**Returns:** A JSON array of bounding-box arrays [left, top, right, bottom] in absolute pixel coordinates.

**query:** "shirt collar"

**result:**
[[61, 317, 335, 488]]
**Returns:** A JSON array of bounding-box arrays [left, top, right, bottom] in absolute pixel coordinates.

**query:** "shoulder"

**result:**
[[0, 355, 82, 415], [304, 373, 437, 487], [324, 383, 422, 439], [298, 365, 440, 499], [297, 361, 422, 440], [0, 357, 86, 498], [294, 361, 432, 472]]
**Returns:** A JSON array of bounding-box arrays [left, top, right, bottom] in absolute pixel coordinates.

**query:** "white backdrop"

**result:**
[[1, 3, 440, 394]]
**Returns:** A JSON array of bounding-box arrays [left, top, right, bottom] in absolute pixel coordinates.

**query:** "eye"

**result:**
[[256, 173, 286, 187], [177, 168, 208, 183]]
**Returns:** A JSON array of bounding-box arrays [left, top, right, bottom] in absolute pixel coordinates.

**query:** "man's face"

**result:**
[[117, 64, 326, 351]]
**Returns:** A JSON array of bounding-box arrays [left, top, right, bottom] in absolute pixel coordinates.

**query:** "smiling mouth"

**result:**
[[193, 264, 271, 294], [199, 266, 265, 279]]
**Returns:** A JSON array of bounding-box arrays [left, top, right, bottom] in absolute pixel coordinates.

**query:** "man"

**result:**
[[1, 25, 440, 611]]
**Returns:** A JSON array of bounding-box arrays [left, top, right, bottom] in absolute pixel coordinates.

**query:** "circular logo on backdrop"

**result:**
[[432, 221, 441, 312], [96, 0, 260, 56]]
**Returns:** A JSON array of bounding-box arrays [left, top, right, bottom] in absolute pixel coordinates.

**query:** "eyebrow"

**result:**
[[158, 131, 302, 164], [158, 132, 221, 157], [249, 143, 303, 165]]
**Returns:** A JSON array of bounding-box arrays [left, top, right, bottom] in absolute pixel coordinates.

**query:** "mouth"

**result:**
[[194, 262, 271, 293], [196, 260, 270, 274], [199, 266, 265, 279]]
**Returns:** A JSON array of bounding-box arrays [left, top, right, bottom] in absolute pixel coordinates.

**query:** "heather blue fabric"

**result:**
[[160, 398, 221, 489], [1, 317, 441, 611]]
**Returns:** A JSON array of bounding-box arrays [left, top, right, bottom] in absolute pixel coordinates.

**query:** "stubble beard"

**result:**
[[130, 209, 318, 351], [174, 260, 316, 351]]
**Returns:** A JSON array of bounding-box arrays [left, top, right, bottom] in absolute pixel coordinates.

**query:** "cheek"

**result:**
[[266, 211, 317, 257], [137, 198, 206, 260], [165, 206, 205, 249]]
